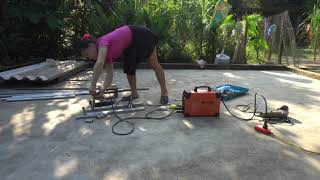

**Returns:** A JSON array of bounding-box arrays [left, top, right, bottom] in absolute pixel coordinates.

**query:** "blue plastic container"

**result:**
[[215, 84, 249, 101]]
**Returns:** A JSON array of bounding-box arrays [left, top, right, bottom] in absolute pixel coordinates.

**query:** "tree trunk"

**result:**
[[211, 31, 216, 64], [278, 42, 283, 64], [242, 18, 248, 63], [232, 19, 247, 64], [314, 38, 317, 61], [207, 30, 216, 64]]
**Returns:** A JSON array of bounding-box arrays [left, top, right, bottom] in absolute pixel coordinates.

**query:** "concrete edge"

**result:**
[[113, 63, 289, 71], [287, 66, 320, 80]]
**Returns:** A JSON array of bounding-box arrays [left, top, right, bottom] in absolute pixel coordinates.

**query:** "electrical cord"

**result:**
[[235, 103, 258, 113], [104, 90, 177, 135], [105, 90, 134, 135], [221, 93, 267, 121], [265, 123, 320, 155], [270, 133, 320, 155]]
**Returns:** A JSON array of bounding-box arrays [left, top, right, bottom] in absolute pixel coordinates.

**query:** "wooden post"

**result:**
[[278, 42, 284, 64], [232, 18, 247, 64], [242, 17, 248, 64]]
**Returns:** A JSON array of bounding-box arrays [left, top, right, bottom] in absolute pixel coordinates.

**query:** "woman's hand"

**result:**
[[95, 90, 105, 100], [89, 88, 105, 100], [89, 88, 97, 98]]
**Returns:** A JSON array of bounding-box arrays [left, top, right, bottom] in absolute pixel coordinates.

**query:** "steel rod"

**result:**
[[11, 87, 149, 91], [88, 102, 144, 112], [2, 88, 149, 102], [0, 90, 82, 98], [76, 107, 145, 119], [5, 95, 76, 102]]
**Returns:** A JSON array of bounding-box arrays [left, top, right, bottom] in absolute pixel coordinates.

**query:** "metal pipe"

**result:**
[[76, 106, 145, 119], [87, 102, 143, 112], [11, 87, 149, 91], [12, 87, 89, 91], [0, 90, 82, 98], [5, 95, 76, 102], [2, 88, 149, 102], [2, 91, 88, 101]]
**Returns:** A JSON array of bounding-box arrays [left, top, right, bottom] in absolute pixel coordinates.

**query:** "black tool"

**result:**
[[259, 105, 289, 122]]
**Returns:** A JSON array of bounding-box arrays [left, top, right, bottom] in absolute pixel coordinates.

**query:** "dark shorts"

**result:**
[[122, 25, 159, 75]]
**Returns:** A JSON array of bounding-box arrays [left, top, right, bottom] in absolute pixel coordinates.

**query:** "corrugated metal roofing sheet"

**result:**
[[0, 59, 89, 84]]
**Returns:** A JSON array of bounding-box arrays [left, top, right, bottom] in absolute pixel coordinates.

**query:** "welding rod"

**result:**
[[11, 87, 149, 92]]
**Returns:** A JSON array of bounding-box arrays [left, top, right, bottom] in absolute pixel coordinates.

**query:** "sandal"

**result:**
[[160, 96, 169, 105]]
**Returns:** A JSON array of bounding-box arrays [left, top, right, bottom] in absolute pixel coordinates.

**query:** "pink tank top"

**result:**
[[96, 26, 132, 64]]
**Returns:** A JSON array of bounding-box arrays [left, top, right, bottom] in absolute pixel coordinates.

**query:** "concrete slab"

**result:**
[[0, 69, 320, 180]]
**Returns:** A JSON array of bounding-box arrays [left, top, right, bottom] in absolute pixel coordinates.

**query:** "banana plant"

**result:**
[[310, 3, 320, 61], [245, 14, 269, 64]]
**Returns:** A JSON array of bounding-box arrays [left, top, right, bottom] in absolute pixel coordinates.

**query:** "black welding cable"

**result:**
[[112, 103, 177, 135], [105, 90, 135, 135], [222, 93, 267, 121], [104, 90, 177, 135], [235, 103, 257, 113]]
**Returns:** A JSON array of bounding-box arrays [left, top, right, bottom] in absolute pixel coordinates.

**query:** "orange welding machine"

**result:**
[[182, 86, 221, 117]]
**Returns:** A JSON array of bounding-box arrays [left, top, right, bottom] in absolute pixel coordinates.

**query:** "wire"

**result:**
[[103, 90, 177, 135], [112, 104, 177, 135], [221, 93, 267, 121], [263, 122, 320, 155], [235, 103, 257, 113], [271, 134, 320, 155], [107, 90, 135, 135]]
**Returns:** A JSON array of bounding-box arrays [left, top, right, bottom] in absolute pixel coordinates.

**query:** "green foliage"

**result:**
[[246, 38, 268, 64], [1, 0, 226, 65], [85, 0, 219, 62], [1, 0, 63, 65], [1, 0, 284, 67], [245, 14, 269, 64], [298, 1, 320, 61], [216, 14, 237, 56], [309, 3, 320, 60]]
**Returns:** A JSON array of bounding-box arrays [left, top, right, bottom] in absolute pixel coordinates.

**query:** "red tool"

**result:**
[[255, 123, 272, 135], [182, 86, 221, 117], [255, 105, 290, 135]]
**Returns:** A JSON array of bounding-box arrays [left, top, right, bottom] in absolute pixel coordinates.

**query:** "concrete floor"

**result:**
[[0, 69, 320, 180]]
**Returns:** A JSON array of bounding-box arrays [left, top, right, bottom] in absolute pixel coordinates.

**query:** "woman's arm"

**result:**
[[89, 46, 108, 93], [103, 62, 114, 90]]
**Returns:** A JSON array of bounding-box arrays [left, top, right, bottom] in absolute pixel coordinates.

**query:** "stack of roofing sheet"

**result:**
[[0, 59, 89, 83]]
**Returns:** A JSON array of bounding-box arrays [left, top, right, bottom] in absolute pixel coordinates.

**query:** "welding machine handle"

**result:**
[[194, 86, 211, 92]]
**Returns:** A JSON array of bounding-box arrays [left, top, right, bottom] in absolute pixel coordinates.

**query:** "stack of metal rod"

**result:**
[[0, 88, 148, 102]]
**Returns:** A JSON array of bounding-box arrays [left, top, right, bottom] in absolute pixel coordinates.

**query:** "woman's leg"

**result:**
[[147, 48, 168, 97], [126, 74, 139, 98]]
